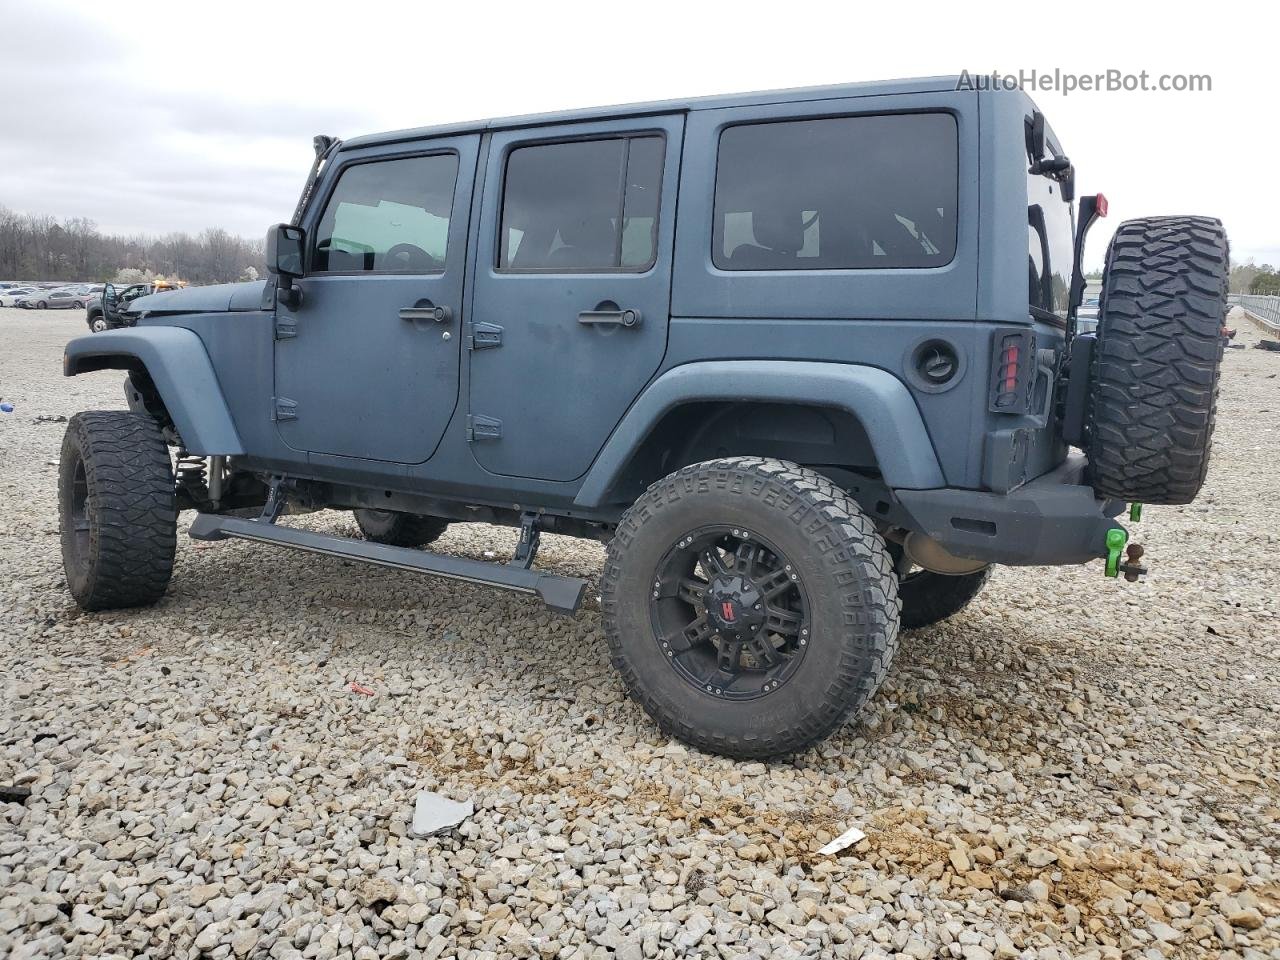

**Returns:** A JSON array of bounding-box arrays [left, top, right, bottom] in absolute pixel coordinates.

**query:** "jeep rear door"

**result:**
[[275, 135, 479, 463], [465, 116, 683, 481]]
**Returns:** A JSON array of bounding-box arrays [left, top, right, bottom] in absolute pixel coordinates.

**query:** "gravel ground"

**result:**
[[1, 307, 1277, 960]]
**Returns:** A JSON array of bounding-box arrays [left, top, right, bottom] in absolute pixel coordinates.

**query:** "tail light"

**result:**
[[989, 329, 1037, 413]]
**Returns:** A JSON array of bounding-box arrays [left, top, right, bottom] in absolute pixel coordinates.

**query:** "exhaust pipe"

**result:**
[[903, 531, 988, 576]]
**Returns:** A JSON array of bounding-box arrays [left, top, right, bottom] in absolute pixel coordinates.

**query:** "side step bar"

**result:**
[[188, 514, 587, 615]]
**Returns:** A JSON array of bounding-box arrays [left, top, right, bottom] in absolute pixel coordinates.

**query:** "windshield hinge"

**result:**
[[274, 315, 297, 340]]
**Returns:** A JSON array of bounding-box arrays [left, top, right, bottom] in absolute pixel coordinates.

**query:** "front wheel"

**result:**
[[602, 457, 900, 759], [59, 412, 177, 611], [37, 301, 47, 309], [89, 314, 108, 332]]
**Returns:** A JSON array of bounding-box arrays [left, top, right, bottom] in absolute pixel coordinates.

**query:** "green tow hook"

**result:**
[[1129, 502, 1143, 522], [1104, 527, 1128, 578]]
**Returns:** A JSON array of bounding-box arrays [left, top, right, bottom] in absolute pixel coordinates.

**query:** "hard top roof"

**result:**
[[340, 76, 968, 151]]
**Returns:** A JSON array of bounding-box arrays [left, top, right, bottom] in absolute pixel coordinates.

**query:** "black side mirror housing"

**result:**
[[266, 223, 305, 309]]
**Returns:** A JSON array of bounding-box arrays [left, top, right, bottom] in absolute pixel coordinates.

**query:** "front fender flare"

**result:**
[[63, 328, 243, 455], [574, 360, 945, 508]]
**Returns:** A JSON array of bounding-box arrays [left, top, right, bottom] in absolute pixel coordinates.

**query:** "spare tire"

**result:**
[[1087, 216, 1228, 505]]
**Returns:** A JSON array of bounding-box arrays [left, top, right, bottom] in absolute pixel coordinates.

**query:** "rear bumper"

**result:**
[[896, 453, 1125, 566]]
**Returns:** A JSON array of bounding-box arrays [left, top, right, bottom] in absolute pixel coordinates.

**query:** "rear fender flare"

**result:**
[[63, 328, 243, 455], [574, 360, 945, 508]]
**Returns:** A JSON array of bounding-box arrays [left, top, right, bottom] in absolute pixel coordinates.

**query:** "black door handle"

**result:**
[[578, 305, 641, 328], [400, 302, 452, 323]]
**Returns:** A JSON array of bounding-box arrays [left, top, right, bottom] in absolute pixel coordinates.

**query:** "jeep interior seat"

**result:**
[[727, 208, 803, 269], [324, 246, 370, 271], [546, 218, 617, 269]]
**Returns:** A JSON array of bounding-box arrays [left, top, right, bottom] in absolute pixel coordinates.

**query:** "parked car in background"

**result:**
[[1076, 296, 1100, 334], [18, 289, 87, 309], [0, 287, 36, 306], [86, 280, 186, 331]]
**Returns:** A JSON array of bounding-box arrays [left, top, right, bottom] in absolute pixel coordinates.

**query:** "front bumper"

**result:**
[[896, 453, 1125, 566]]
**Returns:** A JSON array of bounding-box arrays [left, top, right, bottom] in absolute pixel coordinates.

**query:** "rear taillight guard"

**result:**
[[988, 329, 1039, 414]]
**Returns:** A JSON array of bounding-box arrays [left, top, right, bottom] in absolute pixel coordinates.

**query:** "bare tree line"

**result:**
[[0, 206, 264, 285]]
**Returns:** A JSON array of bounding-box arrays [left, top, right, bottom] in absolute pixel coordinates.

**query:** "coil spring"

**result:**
[[175, 453, 207, 489]]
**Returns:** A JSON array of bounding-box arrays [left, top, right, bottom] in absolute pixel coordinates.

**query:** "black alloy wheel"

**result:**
[[649, 527, 810, 701]]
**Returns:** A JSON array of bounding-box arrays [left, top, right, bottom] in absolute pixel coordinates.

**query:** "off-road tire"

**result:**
[[602, 457, 900, 759], [59, 412, 176, 611], [1087, 216, 1229, 504], [899, 566, 992, 631], [353, 509, 448, 548]]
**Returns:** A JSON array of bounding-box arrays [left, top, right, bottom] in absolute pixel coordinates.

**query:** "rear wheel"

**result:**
[[898, 566, 992, 630], [1087, 216, 1229, 504], [89, 314, 108, 332], [353, 509, 448, 548], [59, 412, 176, 611], [602, 457, 900, 759]]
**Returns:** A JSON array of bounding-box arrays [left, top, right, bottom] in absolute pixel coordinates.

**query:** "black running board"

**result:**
[[188, 514, 587, 615]]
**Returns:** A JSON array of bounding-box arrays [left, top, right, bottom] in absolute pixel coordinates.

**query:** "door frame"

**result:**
[[463, 114, 686, 481], [273, 134, 481, 465]]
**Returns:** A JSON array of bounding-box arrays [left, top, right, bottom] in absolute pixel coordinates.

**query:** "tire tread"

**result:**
[[59, 411, 176, 611], [1087, 216, 1228, 504], [602, 457, 900, 759]]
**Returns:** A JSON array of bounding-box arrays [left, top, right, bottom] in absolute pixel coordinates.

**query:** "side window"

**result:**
[[713, 113, 958, 271], [313, 153, 458, 273], [498, 135, 664, 272]]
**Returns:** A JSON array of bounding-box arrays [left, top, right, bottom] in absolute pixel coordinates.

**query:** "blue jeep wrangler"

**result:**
[[58, 78, 1228, 758]]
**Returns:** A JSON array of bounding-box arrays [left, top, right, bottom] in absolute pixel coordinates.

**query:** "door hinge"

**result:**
[[467, 322, 503, 350], [273, 397, 298, 422], [466, 414, 502, 441], [274, 316, 297, 340]]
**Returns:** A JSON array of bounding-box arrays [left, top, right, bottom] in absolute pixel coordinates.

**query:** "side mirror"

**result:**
[[266, 223, 305, 309]]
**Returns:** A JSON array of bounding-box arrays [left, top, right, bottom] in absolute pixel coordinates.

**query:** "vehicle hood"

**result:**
[[131, 280, 269, 315]]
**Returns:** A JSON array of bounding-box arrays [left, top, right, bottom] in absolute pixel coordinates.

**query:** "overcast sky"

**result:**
[[4, 1, 1276, 271]]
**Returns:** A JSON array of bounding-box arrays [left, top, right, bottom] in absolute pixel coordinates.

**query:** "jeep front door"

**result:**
[[467, 117, 682, 481], [274, 137, 478, 463]]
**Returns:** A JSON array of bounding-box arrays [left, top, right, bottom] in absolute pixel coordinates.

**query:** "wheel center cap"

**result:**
[[705, 575, 764, 635]]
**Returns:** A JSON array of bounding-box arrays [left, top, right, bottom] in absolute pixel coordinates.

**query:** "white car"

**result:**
[[0, 287, 36, 307], [1076, 296, 1100, 335]]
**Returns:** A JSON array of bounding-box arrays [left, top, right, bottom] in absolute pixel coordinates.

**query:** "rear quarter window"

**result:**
[[712, 112, 958, 271]]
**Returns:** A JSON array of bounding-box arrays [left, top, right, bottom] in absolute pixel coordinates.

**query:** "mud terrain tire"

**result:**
[[602, 457, 900, 759], [59, 412, 176, 610], [1088, 216, 1229, 504]]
